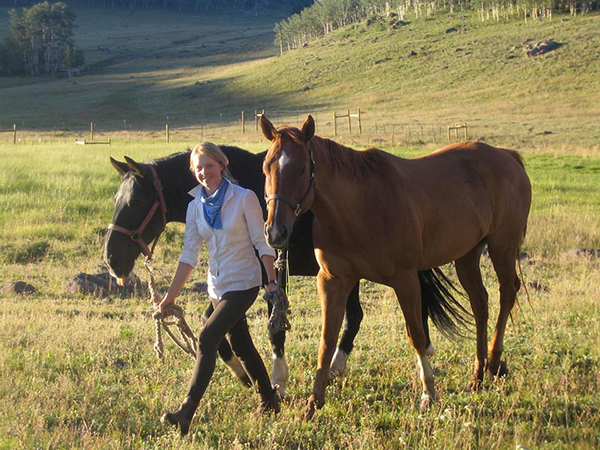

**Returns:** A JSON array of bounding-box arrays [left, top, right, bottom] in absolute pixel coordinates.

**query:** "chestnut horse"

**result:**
[[261, 115, 531, 419]]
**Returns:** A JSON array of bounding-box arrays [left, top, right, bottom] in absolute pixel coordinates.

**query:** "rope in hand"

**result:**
[[145, 259, 197, 360], [264, 249, 291, 335]]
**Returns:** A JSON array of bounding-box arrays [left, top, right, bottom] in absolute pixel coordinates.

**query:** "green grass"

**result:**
[[0, 141, 599, 448], [1, 6, 598, 151]]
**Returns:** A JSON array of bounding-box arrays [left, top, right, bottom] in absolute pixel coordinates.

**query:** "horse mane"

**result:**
[[279, 127, 392, 180], [148, 151, 196, 207]]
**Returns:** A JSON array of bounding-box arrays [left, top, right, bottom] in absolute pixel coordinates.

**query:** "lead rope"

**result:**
[[265, 248, 291, 334], [144, 259, 198, 360]]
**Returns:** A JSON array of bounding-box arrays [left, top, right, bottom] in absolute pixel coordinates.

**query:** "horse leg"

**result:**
[[203, 303, 252, 388], [266, 299, 289, 396], [330, 282, 362, 379], [455, 244, 489, 390], [487, 244, 521, 377], [304, 271, 356, 421], [393, 271, 437, 412]]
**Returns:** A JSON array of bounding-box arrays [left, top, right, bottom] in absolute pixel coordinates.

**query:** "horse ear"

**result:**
[[261, 115, 278, 142], [124, 156, 145, 178], [110, 157, 130, 176], [301, 115, 315, 143]]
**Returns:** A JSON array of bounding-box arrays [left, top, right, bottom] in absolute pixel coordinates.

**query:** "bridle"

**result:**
[[265, 147, 316, 218], [108, 165, 167, 261]]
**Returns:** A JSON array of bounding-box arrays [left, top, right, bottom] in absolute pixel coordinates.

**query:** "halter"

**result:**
[[265, 147, 316, 218], [108, 165, 167, 261]]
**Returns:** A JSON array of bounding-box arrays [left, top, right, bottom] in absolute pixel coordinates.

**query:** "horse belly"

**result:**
[[420, 205, 491, 268]]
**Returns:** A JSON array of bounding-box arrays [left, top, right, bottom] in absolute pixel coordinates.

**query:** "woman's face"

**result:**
[[192, 153, 225, 192]]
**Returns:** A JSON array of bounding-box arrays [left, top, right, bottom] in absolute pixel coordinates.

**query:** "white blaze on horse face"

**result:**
[[271, 354, 289, 397], [277, 151, 291, 174]]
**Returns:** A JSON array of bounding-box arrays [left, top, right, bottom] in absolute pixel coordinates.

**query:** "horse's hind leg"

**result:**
[[393, 271, 437, 412], [487, 243, 521, 377], [455, 243, 489, 389], [330, 282, 362, 378]]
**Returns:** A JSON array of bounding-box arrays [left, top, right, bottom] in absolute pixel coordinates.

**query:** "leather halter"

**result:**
[[265, 148, 316, 218], [108, 165, 167, 261]]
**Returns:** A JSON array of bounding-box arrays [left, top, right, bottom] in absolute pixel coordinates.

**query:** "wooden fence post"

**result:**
[[333, 111, 337, 135], [90, 122, 94, 141], [358, 109, 362, 135], [165, 123, 170, 143], [241, 111, 245, 134], [347, 108, 352, 134], [13, 124, 17, 144]]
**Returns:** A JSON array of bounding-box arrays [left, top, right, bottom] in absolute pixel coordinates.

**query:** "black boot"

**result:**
[[161, 396, 197, 436], [258, 387, 280, 415]]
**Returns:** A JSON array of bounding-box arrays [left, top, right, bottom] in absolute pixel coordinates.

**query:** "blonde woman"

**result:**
[[159, 142, 279, 435]]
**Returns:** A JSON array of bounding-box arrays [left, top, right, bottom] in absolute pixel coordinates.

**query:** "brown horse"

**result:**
[[261, 115, 532, 419]]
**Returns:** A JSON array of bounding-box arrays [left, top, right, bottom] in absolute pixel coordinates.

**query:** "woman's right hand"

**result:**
[[159, 294, 175, 316]]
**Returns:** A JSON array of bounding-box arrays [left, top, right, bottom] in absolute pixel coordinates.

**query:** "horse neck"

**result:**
[[309, 137, 362, 223], [153, 153, 197, 223]]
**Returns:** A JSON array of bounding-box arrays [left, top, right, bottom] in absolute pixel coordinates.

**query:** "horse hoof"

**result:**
[[259, 387, 281, 415], [489, 360, 509, 378], [161, 412, 192, 436], [464, 380, 482, 392], [329, 349, 348, 380], [419, 393, 434, 412], [303, 401, 316, 421]]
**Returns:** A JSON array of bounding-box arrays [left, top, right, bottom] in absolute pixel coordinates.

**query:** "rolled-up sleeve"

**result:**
[[243, 190, 276, 259], [179, 202, 203, 268]]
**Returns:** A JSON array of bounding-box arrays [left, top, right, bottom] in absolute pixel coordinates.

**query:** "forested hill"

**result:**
[[0, 0, 310, 11]]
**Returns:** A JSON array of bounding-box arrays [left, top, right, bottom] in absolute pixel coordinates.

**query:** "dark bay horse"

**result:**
[[261, 115, 531, 419], [104, 146, 464, 396]]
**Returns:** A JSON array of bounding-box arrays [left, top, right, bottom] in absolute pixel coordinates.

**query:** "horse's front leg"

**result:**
[[266, 298, 289, 396], [304, 271, 356, 420]]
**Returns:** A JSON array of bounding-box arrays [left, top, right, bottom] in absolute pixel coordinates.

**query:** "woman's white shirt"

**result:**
[[179, 179, 276, 300]]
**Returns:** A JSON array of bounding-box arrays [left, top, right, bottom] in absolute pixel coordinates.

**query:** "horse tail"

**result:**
[[418, 268, 472, 341]]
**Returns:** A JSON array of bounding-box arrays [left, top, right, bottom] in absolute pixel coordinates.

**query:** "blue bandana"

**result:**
[[200, 179, 229, 229]]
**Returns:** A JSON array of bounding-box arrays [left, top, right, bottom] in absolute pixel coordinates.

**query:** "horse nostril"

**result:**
[[279, 227, 288, 241]]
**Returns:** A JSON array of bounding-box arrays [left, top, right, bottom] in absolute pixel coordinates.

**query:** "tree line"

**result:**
[[274, 0, 599, 52], [0, 1, 84, 76], [0, 0, 311, 11]]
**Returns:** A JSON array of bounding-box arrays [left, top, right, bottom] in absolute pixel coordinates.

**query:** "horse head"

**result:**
[[262, 115, 316, 249], [104, 156, 167, 284]]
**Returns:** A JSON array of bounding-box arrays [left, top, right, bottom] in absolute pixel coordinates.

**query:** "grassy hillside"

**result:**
[[0, 6, 598, 151]]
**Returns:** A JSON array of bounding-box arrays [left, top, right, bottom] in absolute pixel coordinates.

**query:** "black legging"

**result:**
[[186, 286, 272, 403]]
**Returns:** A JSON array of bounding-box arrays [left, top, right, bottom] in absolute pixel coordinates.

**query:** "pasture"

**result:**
[[0, 140, 599, 448]]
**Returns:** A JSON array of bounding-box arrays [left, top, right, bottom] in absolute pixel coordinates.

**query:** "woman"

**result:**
[[159, 142, 280, 436]]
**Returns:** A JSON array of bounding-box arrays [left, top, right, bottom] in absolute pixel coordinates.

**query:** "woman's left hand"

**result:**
[[266, 282, 279, 294]]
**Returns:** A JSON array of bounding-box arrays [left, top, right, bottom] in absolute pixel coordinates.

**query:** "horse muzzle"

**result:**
[[264, 222, 290, 249]]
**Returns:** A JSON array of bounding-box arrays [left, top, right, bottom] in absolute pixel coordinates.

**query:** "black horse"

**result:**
[[104, 146, 467, 395]]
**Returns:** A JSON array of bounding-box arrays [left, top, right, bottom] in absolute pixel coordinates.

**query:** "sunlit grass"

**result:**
[[1, 138, 599, 448]]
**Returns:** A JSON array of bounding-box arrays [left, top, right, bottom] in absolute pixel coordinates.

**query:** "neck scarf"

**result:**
[[200, 178, 229, 229]]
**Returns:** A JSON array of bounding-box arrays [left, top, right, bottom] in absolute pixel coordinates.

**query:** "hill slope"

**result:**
[[0, 6, 598, 149]]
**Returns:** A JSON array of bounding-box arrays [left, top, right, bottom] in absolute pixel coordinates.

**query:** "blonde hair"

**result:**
[[190, 142, 235, 181]]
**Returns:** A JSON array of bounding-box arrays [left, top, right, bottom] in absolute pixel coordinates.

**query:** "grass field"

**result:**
[[0, 140, 599, 448], [1, 5, 599, 151]]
